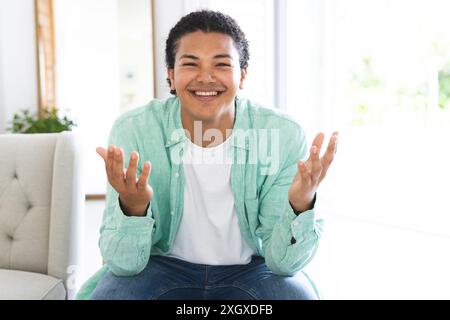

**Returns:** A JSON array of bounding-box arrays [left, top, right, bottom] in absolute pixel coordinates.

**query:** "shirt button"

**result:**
[[175, 172, 179, 178], [293, 221, 299, 226], [170, 211, 175, 216]]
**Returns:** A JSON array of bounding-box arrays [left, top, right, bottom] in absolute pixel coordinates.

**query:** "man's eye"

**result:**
[[217, 63, 231, 67], [182, 63, 197, 66]]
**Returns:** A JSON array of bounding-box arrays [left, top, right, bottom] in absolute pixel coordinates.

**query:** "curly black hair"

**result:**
[[165, 10, 250, 95]]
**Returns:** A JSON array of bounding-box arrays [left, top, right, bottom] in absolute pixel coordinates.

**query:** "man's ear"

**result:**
[[167, 68, 175, 90], [239, 68, 247, 90]]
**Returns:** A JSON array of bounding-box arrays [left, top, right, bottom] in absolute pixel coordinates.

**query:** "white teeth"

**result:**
[[194, 91, 218, 96]]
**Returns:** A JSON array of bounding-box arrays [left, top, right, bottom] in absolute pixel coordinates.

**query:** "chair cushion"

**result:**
[[0, 134, 56, 274], [0, 269, 66, 300]]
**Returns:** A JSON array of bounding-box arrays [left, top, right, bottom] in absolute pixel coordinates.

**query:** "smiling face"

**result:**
[[167, 31, 247, 126]]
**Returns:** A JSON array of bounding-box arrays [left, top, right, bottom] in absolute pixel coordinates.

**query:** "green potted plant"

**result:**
[[7, 108, 77, 133]]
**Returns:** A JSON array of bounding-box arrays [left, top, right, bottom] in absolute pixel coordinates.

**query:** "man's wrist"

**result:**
[[289, 193, 317, 215], [118, 196, 150, 217]]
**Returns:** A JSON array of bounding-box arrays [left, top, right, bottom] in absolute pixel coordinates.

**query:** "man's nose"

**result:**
[[196, 67, 215, 83]]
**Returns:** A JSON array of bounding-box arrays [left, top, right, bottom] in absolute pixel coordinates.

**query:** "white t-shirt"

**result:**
[[167, 137, 256, 265]]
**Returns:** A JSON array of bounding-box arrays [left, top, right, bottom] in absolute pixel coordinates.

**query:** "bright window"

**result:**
[[287, 0, 450, 298], [53, 0, 153, 195]]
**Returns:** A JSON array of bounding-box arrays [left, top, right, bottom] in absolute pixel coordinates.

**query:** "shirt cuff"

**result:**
[[114, 197, 154, 230], [280, 196, 317, 241], [289, 193, 317, 216]]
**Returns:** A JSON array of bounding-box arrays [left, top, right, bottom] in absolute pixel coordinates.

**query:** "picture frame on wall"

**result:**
[[34, 0, 56, 118]]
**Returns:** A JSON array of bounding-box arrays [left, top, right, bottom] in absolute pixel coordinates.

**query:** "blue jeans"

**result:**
[[90, 255, 320, 300]]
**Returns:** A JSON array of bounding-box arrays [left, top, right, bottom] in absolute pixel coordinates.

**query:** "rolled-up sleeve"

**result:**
[[255, 125, 324, 276], [98, 118, 155, 276]]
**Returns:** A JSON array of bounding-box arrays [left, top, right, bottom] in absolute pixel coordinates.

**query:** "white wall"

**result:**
[[153, 0, 184, 99], [0, 0, 38, 134], [0, 5, 4, 132], [118, 0, 154, 113], [53, 0, 156, 195], [53, 0, 121, 195], [0, 0, 269, 128]]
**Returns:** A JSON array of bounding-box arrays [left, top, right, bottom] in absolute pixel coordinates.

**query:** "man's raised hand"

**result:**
[[96, 145, 153, 216], [288, 132, 339, 213]]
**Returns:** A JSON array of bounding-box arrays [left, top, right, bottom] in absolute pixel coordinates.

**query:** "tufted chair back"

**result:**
[[0, 132, 83, 299]]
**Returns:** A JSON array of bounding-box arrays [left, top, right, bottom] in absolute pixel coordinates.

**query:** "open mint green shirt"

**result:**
[[76, 96, 324, 299]]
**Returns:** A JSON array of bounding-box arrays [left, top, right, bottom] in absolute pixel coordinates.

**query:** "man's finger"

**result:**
[[137, 161, 151, 190], [112, 147, 125, 183], [319, 132, 339, 183], [298, 161, 311, 186], [322, 133, 338, 168], [311, 132, 325, 154], [106, 145, 115, 179], [311, 145, 322, 184], [125, 151, 139, 188], [332, 131, 339, 154], [303, 132, 325, 172], [96, 147, 107, 162]]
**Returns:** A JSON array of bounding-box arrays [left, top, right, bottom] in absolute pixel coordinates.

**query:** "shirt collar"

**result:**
[[165, 96, 249, 150]]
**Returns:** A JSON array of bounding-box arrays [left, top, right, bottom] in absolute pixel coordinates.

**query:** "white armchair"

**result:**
[[0, 132, 83, 299]]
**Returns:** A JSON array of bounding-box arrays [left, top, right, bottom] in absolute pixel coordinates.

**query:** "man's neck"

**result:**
[[181, 105, 235, 148]]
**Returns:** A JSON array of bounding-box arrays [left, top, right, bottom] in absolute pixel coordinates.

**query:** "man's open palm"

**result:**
[[96, 145, 153, 216], [288, 132, 339, 212]]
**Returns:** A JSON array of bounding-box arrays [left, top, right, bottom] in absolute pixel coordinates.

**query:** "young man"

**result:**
[[80, 10, 338, 300]]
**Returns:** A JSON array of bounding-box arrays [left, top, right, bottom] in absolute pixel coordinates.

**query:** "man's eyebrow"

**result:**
[[213, 54, 233, 59], [179, 54, 199, 60], [178, 54, 233, 60]]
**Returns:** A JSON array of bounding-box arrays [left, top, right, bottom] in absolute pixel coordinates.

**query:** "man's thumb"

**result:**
[[96, 147, 107, 162]]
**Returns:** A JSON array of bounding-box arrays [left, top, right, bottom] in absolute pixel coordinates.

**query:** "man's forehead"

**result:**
[[176, 31, 239, 58], [179, 54, 234, 60]]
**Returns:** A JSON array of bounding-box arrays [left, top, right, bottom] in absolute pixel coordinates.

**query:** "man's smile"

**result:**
[[188, 90, 225, 102]]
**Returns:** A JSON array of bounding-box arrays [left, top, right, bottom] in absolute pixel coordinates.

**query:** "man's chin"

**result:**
[[180, 95, 236, 122], [190, 110, 220, 123], [182, 103, 224, 120]]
